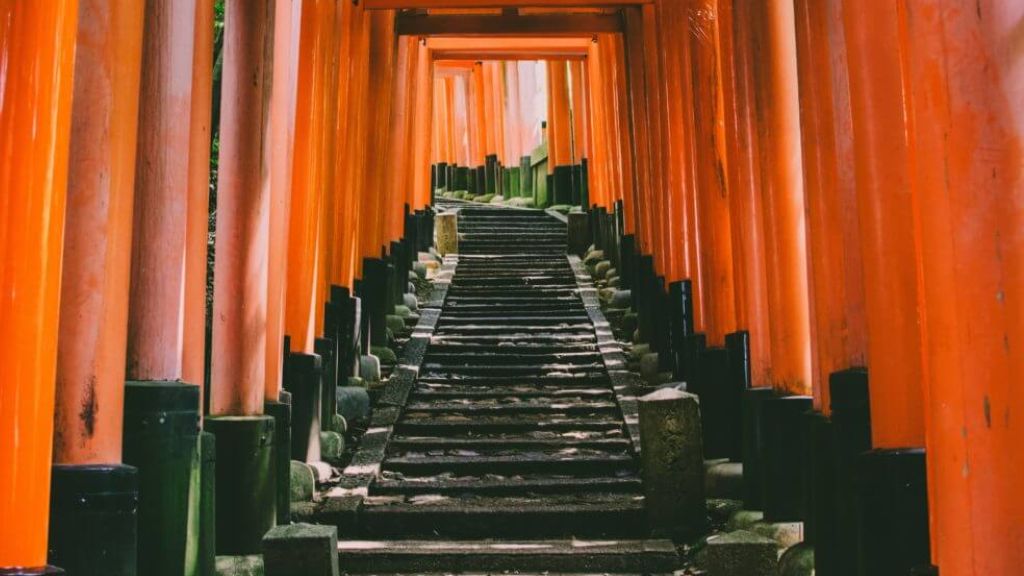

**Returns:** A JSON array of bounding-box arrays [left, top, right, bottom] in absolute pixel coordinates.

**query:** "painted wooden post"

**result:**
[[688, 0, 736, 346], [793, 0, 866, 414], [0, 1, 78, 571], [906, 1, 1024, 573], [843, 2, 930, 572], [841, 0, 925, 449], [718, 0, 772, 388], [752, 0, 812, 396], [206, 0, 277, 556], [49, 0, 144, 572]]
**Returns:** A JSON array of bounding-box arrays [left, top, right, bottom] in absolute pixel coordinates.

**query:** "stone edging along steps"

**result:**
[[297, 204, 679, 574]]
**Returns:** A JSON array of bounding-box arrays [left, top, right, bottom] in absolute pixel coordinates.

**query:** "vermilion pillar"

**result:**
[[266, 0, 299, 401], [753, 0, 812, 395], [210, 0, 274, 417], [0, 1, 78, 571], [688, 0, 736, 345], [906, 2, 1024, 573], [206, 0, 278, 555], [793, 0, 866, 412], [49, 2, 145, 570], [842, 0, 925, 448], [184, 0, 215, 391], [128, 0, 197, 382], [843, 2, 931, 571], [718, 0, 772, 387]]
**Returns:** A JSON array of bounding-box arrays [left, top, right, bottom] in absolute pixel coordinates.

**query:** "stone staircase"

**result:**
[[338, 204, 679, 574]]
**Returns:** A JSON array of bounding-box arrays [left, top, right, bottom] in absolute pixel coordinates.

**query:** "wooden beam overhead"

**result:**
[[432, 50, 587, 60], [366, 0, 649, 9], [396, 12, 622, 36]]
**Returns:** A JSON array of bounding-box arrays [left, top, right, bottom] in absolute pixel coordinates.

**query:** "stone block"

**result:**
[[594, 260, 612, 279], [778, 542, 815, 576], [386, 314, 407, 334], [435, 213, 458, 255], [290, 461, 315, 503], [610, 289, 632, 309], [402, 293, 419, 311], [358, 354, 381, 382], [702, 530, 778, 576], [706, 461, 744, 500], [336, 386, 371, 425], [393, 305, 412, 318], [215, 555, 263, 576], [320, 431, 345, 463], [583, 249, 605, 265], [639, 387, 706, 536], [262, 523, 339, 576]]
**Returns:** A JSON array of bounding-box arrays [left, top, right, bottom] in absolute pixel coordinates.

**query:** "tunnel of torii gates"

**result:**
[[0, 0, 1021, 575]]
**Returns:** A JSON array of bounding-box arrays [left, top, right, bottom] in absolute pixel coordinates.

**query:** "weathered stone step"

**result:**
[[372, 474, 642, 497], [410, 386, 613, 399], [432, 325, 594, 336], [360, 493, 648, 538], [387, 436, 631, 451], [425, 343, 597, 354], [421, 362, 606, 374], [415, 374, 609, 386], [429, 334, 597, 344], [382, 453, 635, 476], [336, 538, 678, 573], [438, 315, 590, 326], [422, 352, 601, 366], [395, 417, 624, 436], [402, 400, 618, 415]]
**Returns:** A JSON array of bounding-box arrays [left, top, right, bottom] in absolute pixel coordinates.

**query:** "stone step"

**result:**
[[419, 364, 607, 376], [381, 453, 635, 476], [425, 342, 597, 354], [410, 386, 613, 399], [336, 538, 678, 573], [415, 374, 610, 386], [432, 325, 595, 336], [429, 334, 597, 344], [387, 436, 631, 451], [438, 315, 590, 326], [395, 417, 624, 436], [373, 474, 642, 497], [422, 352, 602, 366], [359, 494, 648, 538], [401, 400, 619, 415]]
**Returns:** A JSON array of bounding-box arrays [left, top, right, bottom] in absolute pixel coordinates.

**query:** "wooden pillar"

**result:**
[[842, 0, 925, 448], [793, 0, 866, 411], [622, 7, 656, 261], [183, 0, 215, 391], [128, 0, 198, 382], [55, 0, 144, 468], [0, 1, 78, 570], [285, 0, 330, 355], [689, 0, 737, 345], [906, 1, 1024, 572], [718, 0, 772, 386], [210, 0, 274, 416], [266, 0, 299, 401], [753, 0, 812, 395]]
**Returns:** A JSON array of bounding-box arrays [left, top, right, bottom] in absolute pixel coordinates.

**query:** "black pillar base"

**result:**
[[123, 381, 200, 576], [804, 412, 835, 563], [830, 368, 871, 576], [668, 280, 694, 381], [724, 331, 752, 462], [48, 464, 137, 576], [740, 387, 777, 510], [553, 165, 573, 206], [857, 448, 930, 576], [314, 337, 338, 430], [264, 399, 292, 526], [0, 568, 64, 575], [694, 347, 733, 461], [198, 431, 216, 576], [361, 258, 390, 348], [204, 416, 277, 556], [761, 394, 814, 522], [283, 352, 322, 463]]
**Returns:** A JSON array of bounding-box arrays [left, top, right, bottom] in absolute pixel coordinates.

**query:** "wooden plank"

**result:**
[[397, 12, 621, 36]]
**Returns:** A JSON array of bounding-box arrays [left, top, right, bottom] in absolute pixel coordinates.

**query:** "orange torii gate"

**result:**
[[0, 1, 1022, 575]]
